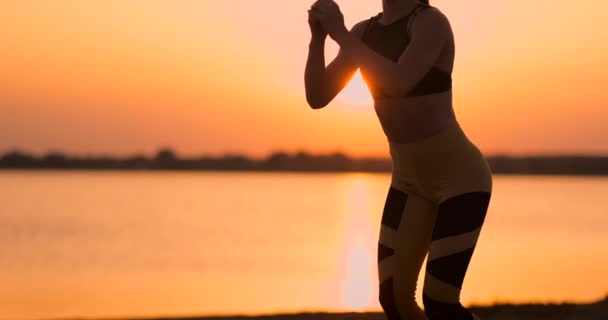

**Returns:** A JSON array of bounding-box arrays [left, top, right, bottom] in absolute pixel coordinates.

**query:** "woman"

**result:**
[[305, 1, 492, 320]]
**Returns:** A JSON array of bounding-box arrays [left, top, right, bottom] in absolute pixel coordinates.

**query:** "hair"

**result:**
[[420, 0, 430, 4]]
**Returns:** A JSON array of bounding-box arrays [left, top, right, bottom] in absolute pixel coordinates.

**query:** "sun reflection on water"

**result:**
[[342, 239, 373, 309], [337, 175, 378, 310]]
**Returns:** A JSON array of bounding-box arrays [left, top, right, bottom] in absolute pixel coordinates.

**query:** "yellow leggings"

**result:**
[[378, 124, 492, 320]]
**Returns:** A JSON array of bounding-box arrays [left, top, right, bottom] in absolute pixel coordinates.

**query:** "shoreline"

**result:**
[[3, 150, 608, 176], [2, 168, 608, 177]]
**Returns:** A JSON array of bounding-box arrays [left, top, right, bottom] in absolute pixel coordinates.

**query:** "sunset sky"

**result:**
[[1, 0, 607, 158]]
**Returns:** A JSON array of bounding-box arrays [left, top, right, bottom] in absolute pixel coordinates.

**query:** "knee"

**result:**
[[422, 293, 473, 320]]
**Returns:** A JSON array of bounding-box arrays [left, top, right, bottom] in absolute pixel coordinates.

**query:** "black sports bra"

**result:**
[[361, 4, 452, 98]]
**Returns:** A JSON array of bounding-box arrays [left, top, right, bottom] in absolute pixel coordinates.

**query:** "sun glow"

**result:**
[[339, 70, 374, 106]]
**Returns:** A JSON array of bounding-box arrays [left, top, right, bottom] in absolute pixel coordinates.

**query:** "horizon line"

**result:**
[[3, 148, 608, 160]]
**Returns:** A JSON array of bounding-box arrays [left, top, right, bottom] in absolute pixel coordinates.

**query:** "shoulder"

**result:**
[[350, 17, 375, 38], [411, 6, 452, 36]]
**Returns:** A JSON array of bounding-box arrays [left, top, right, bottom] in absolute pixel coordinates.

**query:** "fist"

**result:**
[[308, 10, 327, 39], [309, 0, 347, 40]]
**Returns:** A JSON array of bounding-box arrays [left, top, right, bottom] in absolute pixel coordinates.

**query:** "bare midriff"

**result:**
[[372, 90, 458, 143]]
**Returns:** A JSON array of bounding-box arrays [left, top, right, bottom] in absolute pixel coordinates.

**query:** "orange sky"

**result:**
[[1, 0, 607, 158]]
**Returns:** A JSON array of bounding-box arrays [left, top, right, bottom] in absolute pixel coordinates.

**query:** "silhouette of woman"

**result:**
[[305, 1, 491, 319]]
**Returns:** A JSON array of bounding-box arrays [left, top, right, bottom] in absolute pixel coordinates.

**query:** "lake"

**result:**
[[1, 171, 607, 320]]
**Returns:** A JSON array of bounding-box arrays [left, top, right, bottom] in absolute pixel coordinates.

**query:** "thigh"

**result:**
[[378, 186, 437, 318]]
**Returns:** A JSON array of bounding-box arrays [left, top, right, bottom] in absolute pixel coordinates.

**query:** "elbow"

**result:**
[[305, 93, 329, 110], [304, 77, 330, 109], [307, 99, 328, 110]]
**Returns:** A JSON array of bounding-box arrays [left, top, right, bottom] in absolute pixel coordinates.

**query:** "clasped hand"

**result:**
[[307, 0, 348, 41]]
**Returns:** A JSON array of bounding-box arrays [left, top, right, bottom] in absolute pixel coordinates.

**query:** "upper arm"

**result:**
[[395, 9, 452, 88]]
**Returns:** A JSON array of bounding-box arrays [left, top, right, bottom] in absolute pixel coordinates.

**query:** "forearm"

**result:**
[[333, 30, 411, 97], [304, 38, 330, 108]]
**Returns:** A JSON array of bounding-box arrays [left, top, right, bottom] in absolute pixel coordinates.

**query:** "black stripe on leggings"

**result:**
[[381, 187, 409, 230], [432, 192, 491, 240], [426, 247, 475, 288], [379, 278, 401, 320], [422, 292, 473, 320], [378, 243, 395, 262]]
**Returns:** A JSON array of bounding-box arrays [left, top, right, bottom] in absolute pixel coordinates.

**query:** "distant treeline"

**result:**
[[2, 149, 608, 175]]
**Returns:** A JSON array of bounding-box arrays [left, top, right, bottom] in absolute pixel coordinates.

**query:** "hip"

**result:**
[[389, 123, 493, 203]]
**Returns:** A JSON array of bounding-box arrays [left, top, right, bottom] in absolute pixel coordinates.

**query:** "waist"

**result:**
[[370, 68, 452, 99], [374, 91, 457, 142], [388, 123, 471, 159]]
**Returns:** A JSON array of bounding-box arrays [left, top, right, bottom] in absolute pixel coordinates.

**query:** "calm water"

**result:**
[[1, 171, 607, 320]]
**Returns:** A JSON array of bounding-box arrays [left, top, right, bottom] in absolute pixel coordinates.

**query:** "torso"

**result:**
[[359, 5, 458, 143]]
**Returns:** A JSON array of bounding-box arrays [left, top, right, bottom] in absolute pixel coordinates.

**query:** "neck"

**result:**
[[381, 0, 419, 23]]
